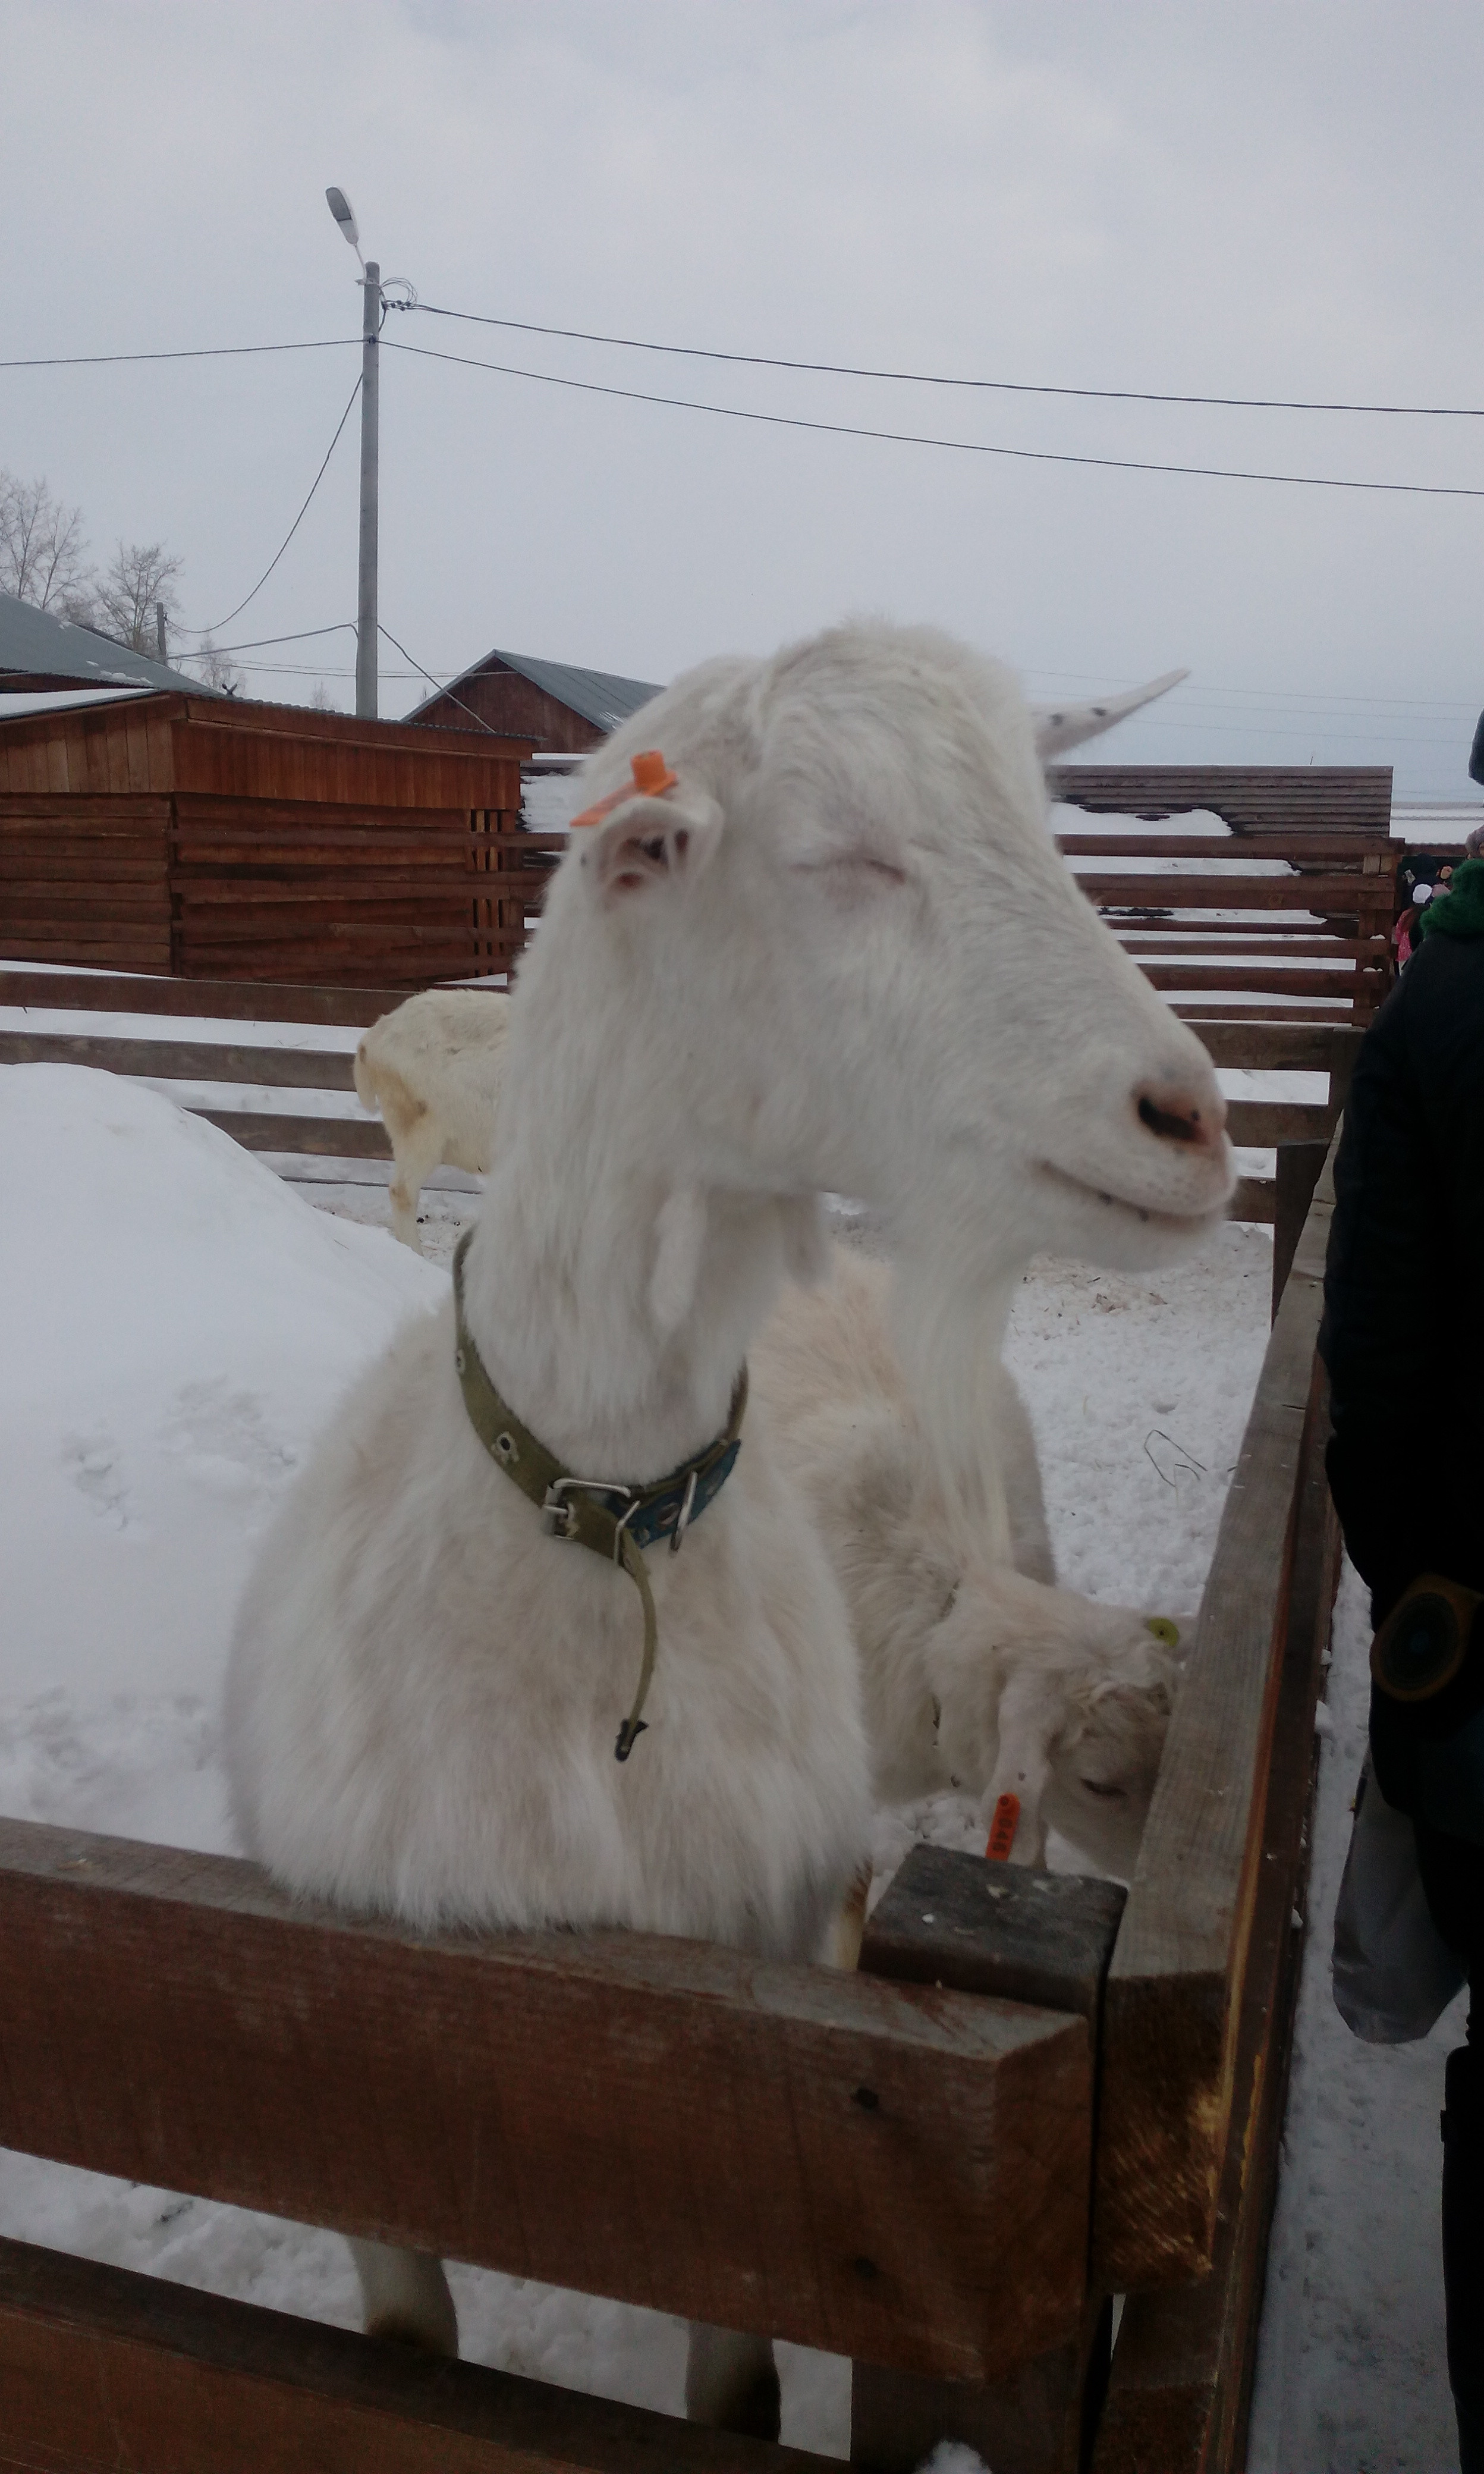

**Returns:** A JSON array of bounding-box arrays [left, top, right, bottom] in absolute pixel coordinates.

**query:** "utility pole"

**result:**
[[356, 259, 381, 720], [155, 602, 168, 665], [327, 189, 383, 721]]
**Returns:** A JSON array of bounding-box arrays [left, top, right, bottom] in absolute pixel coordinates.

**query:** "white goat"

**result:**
[[750, 1247, 1181, 1877], [354, 989, 511, 1250], [225, 620, 1231, 2431]]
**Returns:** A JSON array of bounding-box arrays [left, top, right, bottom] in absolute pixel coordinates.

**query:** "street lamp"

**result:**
[[326, 186, 379, 719]]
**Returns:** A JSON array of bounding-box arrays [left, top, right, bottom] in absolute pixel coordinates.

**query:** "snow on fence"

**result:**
[[0, 1139, 1342, 2473]]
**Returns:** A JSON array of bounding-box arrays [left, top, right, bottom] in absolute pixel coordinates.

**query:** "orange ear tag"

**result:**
[[570, 749, 678, 830], [985, 1792, 1020, 1861]]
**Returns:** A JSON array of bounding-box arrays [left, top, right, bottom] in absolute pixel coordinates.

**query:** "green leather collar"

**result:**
[[451, 1228, 747, 1760]]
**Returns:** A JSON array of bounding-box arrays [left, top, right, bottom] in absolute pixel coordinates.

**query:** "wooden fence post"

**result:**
[[1272, 1140, 1329, 1321], [850, 1850, 1124, 2474]]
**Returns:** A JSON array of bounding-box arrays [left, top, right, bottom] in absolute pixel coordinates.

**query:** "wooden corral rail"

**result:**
[[0, 971, 1360, 1245], [0, 694, 535, 987], [1048, 765, 1397, 1031], [0, 1147, 1344, 2473]]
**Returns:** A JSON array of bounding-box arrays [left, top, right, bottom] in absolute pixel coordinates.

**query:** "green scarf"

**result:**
[[1420, 855, 1484, 943]]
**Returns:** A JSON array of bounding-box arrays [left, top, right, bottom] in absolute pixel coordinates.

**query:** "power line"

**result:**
[[181, 379, 362, 638], [383, 337, 1484, 501], [377, 622, 498, 731], [206, 621, 358, 654], [0, 338, 356, 372], [411, 302, 1484, 422]]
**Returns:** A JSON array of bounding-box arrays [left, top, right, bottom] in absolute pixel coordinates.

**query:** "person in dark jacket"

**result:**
[[1321, 856, 1484, 2470]]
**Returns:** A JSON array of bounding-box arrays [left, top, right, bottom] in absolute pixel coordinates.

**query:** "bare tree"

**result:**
[[310, 683, 339, 712], [0, 471, 92, 613], [191, 635, 243, 695], [92, 540, 185, 655]]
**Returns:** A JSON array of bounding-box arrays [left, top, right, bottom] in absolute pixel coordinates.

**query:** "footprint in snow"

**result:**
[[60, 1430, 143, 1535], [161, 1379, 299, 1499]]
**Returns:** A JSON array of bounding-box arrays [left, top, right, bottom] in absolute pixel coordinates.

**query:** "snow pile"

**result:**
[[0, 1065, 442, 1848]]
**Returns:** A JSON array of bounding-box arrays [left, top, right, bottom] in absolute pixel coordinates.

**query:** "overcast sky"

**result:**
[[7, 1, 1483, 792]]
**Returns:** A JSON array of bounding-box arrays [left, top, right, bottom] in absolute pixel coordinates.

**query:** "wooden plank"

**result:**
[[1191, 1021, 1363, 1073], [1048, 764, 1393, 834], [1174, 1002, 1353, 1026], [1092, 1141, 1336, 2291], [0, 971, 436, 1027], [0, 2236, 831, 2474], [853, 1851, 1124, 2474], [0, 1031, 359, 1089], [1092, 1353, 1340, 2473], [0, 1817, 1090, 2385], [193, 1109, 390, 1157], [1271, 1141, 1330, 1320], [1228, 1179, 1276, 1223], [1222, 1102, 1331, 1147], [1137, 968, 1363, 999], [1115, 934, 1386, 958], [1075, 875, 1381, 911], [1055, 831, 1394, 862]]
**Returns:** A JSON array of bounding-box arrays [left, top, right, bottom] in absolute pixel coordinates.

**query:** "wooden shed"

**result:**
[[0, 693, 533, 985], [410, 647, 661, 753]]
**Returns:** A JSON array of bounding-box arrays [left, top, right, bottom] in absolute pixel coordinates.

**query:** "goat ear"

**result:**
[[578, 783, 724, 908]]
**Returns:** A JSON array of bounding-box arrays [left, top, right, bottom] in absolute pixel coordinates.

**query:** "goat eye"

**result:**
[[1080, 1778, 1126, 1800]]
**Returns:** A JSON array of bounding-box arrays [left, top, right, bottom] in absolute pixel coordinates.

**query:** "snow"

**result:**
[[0, 1057, 1452, 2464], [1247, 1556, 1466, 2474]]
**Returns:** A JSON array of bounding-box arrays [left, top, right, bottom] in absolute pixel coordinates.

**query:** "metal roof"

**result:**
[[411, 646, 662, 733], [0, 588, 209, 695]]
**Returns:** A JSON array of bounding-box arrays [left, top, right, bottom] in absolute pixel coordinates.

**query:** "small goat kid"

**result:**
[[752, 1248, 1180, 1877], [225, 622, 1232, 2431], [354, 989, 511, 1251]]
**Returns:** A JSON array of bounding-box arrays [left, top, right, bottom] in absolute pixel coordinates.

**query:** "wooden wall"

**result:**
[[0, 696, 533, 987], [411, 663, 606, 753]]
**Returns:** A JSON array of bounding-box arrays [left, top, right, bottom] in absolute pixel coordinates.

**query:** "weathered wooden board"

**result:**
[[1137, 966, 1367, 999], [853, 1850, 1124, 2474], [0, 2236, 831, 2474], [191, 1109, 391, 1157], [0, 971, 473, 1026], [1190, 1022, 1363, 1074], [1073, 875, 1385, 912], [1228, 1178, 1277, 1225], [0, 1818, 1089, 2384], [1223, 1101, 1331, 1147], [0, 1031, 359, 1087], [1093, 1353, 1341, 2473], [1092, 1141, 1336, 2292], [1048, 763, 1393, 835]]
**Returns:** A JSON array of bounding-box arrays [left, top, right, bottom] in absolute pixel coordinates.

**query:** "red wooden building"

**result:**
[[409, 646, 660, 754]]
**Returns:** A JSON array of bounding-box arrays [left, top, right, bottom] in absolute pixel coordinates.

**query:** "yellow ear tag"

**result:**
[[1145, 1616, 1181, 1649]]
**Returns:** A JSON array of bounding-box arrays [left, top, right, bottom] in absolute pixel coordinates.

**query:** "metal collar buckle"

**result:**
[[541, 1475, 636, 1551]]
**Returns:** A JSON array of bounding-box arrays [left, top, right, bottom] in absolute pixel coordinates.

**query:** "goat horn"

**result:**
[[1030, 668, 1189, 759]]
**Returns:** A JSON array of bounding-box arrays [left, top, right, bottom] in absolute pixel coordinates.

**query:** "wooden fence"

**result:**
[[0, 694, 533, 986], [0, 1128, 1342, 2472]]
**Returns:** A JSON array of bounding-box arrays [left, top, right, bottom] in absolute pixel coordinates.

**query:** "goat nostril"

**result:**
[[1138, 1091, 1218, 1148]]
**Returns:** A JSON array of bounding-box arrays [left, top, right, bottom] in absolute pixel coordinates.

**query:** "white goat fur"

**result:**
[[354, 990, 511, 1250], [225, 620, 1231, 2412], [749, 1247, 1180, 1876]]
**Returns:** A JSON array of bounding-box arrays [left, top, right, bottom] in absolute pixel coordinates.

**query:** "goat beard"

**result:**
[[886, 1250, 1018, 1568]]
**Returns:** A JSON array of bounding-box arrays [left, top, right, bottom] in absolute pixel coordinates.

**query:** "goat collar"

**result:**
[[451, 1229, 747, 1762]]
